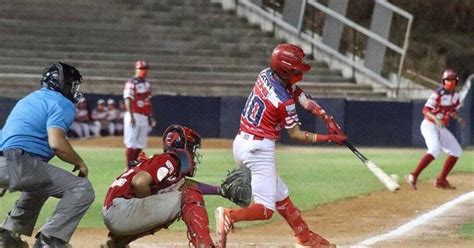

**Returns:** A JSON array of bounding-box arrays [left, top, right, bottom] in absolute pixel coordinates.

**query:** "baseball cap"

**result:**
[[97, 99, 105, 105], [107, 98, 115, 105], [135, 60, 149, 69]]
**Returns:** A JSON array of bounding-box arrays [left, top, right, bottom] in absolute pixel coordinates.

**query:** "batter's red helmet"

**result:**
[[270, 44, 311, 85], [135, 60, 149, 69], [163, 125, 202, 177]]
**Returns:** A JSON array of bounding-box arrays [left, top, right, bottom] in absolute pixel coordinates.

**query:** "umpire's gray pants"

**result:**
[[0, 149, 95, 242]]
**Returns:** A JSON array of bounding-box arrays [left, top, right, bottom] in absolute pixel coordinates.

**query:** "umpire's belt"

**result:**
[[238, 130, 264, 141]]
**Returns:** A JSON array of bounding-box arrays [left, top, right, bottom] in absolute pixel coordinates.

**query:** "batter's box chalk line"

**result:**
[[355, 191, 474, 247]]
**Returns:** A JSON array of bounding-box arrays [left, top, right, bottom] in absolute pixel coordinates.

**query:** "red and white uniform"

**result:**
[[103, 153, 185, 235], [234, 68, 304, 211], [123, 77, 152, 149], [239, 68, 300, 139], [421, 87, 462, 158]]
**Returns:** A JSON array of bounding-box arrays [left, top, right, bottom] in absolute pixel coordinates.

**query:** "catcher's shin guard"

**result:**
[[276, 197, 331, 245], [181, 187, 215, 247]]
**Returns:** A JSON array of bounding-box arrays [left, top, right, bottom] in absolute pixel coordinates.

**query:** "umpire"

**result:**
[[0, 62, 95, 247]]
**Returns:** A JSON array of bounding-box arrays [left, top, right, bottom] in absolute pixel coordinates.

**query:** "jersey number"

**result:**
[[243, 93, 265, 126]]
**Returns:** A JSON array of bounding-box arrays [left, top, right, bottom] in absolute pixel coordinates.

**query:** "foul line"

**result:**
[[356, 191, 474, 247]]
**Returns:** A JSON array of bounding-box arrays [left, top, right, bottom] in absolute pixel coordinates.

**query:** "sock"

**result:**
[[125, 148, 136, 166], [438, 155, 458, 181], [412, 153, 435, 179], [276, 196, 312, 242], [229, 203, 273, 223]]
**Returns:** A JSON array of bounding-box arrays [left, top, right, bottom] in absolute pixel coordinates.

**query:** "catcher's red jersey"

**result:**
[[103, 153, 183, 209], [123, 77, 152, 116], [239, 68, 300, 139], [425, 86, 461, 123]]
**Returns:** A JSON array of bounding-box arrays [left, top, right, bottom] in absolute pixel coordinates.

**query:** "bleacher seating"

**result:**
[[0, 0, 388, 99]]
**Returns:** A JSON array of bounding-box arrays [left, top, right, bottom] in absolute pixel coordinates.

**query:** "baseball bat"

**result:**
[[345, 142, 400, 192]]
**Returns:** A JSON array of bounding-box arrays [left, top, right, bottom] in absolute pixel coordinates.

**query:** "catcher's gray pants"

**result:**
[[0, 149, 95, 242], [102, 191, 181, 235]]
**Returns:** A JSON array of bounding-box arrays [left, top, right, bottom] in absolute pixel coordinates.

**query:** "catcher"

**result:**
[[101, 125, 251, 248]]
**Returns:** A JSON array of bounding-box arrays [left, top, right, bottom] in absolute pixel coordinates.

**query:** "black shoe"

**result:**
[[0, 228, 29, 248], [33, 233, 71, 248]]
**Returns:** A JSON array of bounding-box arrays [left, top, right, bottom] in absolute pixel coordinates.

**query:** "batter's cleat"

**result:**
[[0, 228, 28, 248], [404, 174, 417, 190], [295, 231, 336, 248], [33, 233, 71, 248], [215, 207, 233, 248], [434, 178, 456, 190]]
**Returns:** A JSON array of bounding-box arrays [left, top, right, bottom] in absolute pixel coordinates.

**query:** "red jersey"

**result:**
[[123, 77, 152, 116], [239, 68, 300, 139], [103, 153, 184, 209], [425, 86, 461, 123]]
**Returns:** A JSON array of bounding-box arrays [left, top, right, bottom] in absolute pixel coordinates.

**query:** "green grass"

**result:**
[[460, 221, 474, 239], [0, 146, 473, 232]]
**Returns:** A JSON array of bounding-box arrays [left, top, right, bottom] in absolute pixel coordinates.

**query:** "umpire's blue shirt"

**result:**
[[0, 88, 75, 161]]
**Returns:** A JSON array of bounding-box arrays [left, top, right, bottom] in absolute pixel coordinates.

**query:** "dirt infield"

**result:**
[[32, 137, 472, 247]]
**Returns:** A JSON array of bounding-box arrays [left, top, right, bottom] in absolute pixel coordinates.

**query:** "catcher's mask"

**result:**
[[163, 125, 202, 177], [270, 43, 311, 85], [41, 62, 83, 103]]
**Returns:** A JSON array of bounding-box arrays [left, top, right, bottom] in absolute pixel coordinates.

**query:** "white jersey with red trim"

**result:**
[[239, 68, 300, 139], [123, 77, 152, 116], [425, 86, 461, 122]]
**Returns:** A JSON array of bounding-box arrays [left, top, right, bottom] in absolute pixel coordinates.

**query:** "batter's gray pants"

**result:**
[[0, 149, 95, 242]]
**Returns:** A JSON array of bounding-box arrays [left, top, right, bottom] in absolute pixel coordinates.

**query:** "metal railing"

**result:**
[[234, 0, 413, 97]]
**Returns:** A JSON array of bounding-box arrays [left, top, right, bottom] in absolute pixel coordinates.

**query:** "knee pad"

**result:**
[[180, 188, 214, 247]]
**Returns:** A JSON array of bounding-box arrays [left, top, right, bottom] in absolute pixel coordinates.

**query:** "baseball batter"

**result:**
[[123, 60, 153, 169], [102, 125, 238, 247], [0, 62, 94, 247], [215, 44, 346, 248], [405, 69, 465, 190]]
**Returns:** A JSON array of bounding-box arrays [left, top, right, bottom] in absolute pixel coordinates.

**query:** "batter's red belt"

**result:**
[[238, 130, 264, 140]]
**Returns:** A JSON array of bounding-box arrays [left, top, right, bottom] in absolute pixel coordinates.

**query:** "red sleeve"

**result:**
[[141, 155, 180, 185]]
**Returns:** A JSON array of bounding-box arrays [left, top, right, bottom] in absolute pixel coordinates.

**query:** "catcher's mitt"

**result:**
[[220, 166, 252, 208]]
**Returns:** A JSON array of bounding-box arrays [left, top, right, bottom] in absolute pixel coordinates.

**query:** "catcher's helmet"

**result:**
[[163, 125, 202, 177], [441, 69, 459, 92], [41, 62, 83, 103], [270, 43, 311, 85]]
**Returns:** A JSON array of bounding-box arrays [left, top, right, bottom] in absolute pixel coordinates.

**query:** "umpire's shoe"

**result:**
[[33, 233, 71, 248], [0, 228, 28, 248]]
